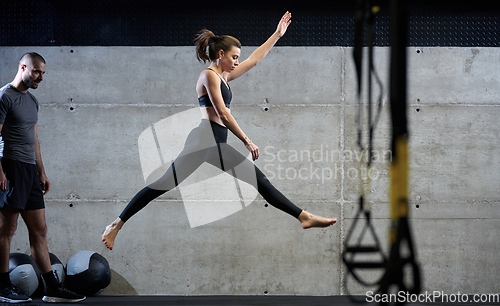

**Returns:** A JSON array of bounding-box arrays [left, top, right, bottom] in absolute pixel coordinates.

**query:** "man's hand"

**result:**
[[0, 172, 6, 191], [39, 174, 51, 194]]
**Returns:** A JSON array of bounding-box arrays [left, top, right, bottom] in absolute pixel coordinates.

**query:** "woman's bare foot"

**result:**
[[102, 218, 124, 250], [298, 211, 337, 229]]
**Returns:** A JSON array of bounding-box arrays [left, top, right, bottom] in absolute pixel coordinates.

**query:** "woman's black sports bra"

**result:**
[[198, 68, 232, 108]]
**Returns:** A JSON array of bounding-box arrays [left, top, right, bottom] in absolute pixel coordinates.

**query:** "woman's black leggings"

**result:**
[[119, 120, 303, 222]]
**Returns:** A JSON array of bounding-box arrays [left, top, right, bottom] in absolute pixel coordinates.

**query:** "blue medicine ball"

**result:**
[[9, 253, 41, 297], [65, 250, 111, 296]]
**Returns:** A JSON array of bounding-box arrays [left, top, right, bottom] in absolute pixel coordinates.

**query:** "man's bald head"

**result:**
[[19, 52, 46, 67], [16, 52, 46, 90]]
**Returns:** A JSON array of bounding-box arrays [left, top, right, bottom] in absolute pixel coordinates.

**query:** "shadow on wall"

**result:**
[[101, 269, 138, 296]]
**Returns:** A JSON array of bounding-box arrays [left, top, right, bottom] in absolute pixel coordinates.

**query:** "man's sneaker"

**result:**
[[0, 285, 32, 303], [42, 286, 86, 303]]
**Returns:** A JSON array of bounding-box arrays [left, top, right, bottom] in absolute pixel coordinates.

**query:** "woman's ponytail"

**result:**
[[194, 29, 215, 64]]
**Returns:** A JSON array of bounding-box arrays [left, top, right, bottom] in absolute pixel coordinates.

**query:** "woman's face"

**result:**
[[220, 46, 240, 73]]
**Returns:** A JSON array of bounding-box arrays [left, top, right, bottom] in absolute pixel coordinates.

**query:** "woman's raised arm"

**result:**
[[226, 11, 292, 82]]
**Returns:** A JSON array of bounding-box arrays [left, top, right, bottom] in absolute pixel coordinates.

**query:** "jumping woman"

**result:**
[[102, 11, 336, 250]]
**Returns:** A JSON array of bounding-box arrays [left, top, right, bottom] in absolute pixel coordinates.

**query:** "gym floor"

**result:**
[[5, 295, 498, 306]]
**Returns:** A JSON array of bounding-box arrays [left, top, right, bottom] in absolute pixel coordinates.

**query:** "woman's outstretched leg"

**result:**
[[254, 167, 336, 228], [102, 122, 217, 250], [215, 143, 336, 228], [102, 186, 167, 250]]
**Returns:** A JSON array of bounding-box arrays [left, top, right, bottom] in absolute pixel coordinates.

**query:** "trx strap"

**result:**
[[343, 0, 421, 302], [343, 0, 387, 295], [379, 0, 421, 299]]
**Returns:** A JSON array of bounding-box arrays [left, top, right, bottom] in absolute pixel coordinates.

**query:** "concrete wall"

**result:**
[[0, 46, 498, 295]]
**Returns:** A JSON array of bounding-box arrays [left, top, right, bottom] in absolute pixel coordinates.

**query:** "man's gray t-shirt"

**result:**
[[0, 84, 39, 164]]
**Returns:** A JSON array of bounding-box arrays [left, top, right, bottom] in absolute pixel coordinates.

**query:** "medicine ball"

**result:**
[[8, 253, 41, 297], [65, 250, 111, 296]]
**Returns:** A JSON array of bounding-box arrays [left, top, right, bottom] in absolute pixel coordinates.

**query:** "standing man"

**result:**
[[0, 53, 85, 303]]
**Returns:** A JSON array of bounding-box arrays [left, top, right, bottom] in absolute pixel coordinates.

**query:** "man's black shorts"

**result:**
[[0, 158, 45, 211]]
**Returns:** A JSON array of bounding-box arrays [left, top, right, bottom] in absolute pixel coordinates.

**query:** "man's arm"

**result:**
[[34, 124, 50, 194], [0, 124, 5, 191]]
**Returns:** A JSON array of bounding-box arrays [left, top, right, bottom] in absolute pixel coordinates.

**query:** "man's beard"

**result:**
[[22, 77, 37, 89]]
